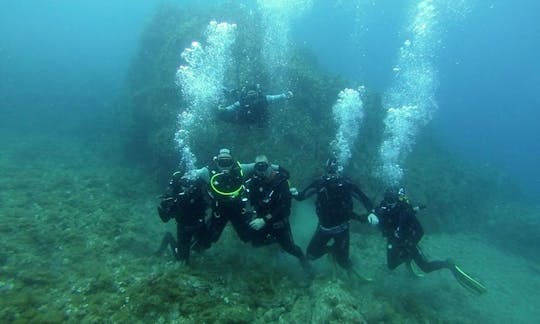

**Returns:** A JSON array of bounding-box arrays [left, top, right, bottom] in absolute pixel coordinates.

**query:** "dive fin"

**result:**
[[452, 265, 487, 295], [348, 267, 373, 282]]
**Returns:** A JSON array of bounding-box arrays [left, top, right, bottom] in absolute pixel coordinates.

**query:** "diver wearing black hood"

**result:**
[[293, 158, 376, 278], [372, 186, 487, 294], [245, 155, 309, 270], [218, 83, 293, 125], [186, 148, 284, 248], [372, 186, 448, 272], [156, 171, 209, 264], [186, 148, 254, 246]]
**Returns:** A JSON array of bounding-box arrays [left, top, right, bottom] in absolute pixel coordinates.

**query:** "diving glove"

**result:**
[[367, 213, 379, 225], [249, 218, 266, 230]]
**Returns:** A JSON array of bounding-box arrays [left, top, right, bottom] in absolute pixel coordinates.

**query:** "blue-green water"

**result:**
[[1, 1, 539, 322]]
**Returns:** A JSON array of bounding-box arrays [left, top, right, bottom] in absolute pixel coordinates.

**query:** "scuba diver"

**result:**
[[370, 186, 487, 294], [186, 148, 262, 247], [187, 148, 253, 245], [218, 83, 293, 125], [156, 171, 209, 264], [245, 155, 310, 270], [293, 157, 377, 281]]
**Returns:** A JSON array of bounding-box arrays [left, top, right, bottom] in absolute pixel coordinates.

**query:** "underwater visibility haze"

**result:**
[[1, 0, 539, 322]]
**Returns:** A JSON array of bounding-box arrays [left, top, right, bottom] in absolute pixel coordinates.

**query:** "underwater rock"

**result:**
[[119, 2, 347, 183], [309, 280, 367, 323]]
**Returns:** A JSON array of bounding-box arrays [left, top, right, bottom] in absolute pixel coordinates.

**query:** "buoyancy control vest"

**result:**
[[208, 161, 245, 202], [246, 170, 289, 216], [238, 84, 268, 123], [379, 200, 424, 245], [315, 178, 354, 227]]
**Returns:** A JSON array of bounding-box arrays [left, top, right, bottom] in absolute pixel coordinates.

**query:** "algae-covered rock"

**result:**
[[309, 280, 367, 323], [119, 2, 348, 183]]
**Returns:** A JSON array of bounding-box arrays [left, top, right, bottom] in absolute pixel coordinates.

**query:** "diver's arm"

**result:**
[[185, 167, 210, 184], [222, 101, 241, 112], [266, 91, 293, 104], [295, 180, 320, 201], [350, 182, 374, 211]]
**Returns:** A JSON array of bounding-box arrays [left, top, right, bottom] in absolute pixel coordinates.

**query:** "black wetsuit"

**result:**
[[375, 198, 450, 273], [202, 161, 253, 245], [157, 175, 208, 263], [246, 168, 306, 264], [296, 176, 373, 269]]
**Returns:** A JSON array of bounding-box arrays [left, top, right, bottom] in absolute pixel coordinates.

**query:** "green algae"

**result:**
[[1, 132, 539, 322]]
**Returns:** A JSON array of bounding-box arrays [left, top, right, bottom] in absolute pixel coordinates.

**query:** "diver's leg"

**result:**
[[333, 230, 372, 282], [276, 225, 309, 266], [228, 205, 254, 243], [333, 229, 353, 270], [191, 221, 211, 252], [156, 231, 178, 259], [386, 242, 405, 270], [229, 216, 253, 243], [177, 226, 192, 263], [306, 227, 332, 261], [206, 208, 229, 243], [411, 245, 450, 273]]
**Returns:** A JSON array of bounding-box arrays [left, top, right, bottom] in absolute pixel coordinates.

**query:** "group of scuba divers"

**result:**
[[156, 84, 487, 295]]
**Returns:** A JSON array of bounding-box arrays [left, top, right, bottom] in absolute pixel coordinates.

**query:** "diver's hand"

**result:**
[[367, 213, 379, 226], [413, 205, 427, 212], [249, 218, 266, 230], [289, 187, 298, 196], [285, 91, 293, 99]]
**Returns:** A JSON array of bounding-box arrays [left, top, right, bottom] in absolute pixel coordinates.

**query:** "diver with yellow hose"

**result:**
[[187, 148, 279, 248]]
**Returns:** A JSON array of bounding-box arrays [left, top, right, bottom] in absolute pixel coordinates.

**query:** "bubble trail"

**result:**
[[378, 0, 446, 186], [257, 0, 313, 86], [331, 87, 365, 172], [175, 21, 237, 173]]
